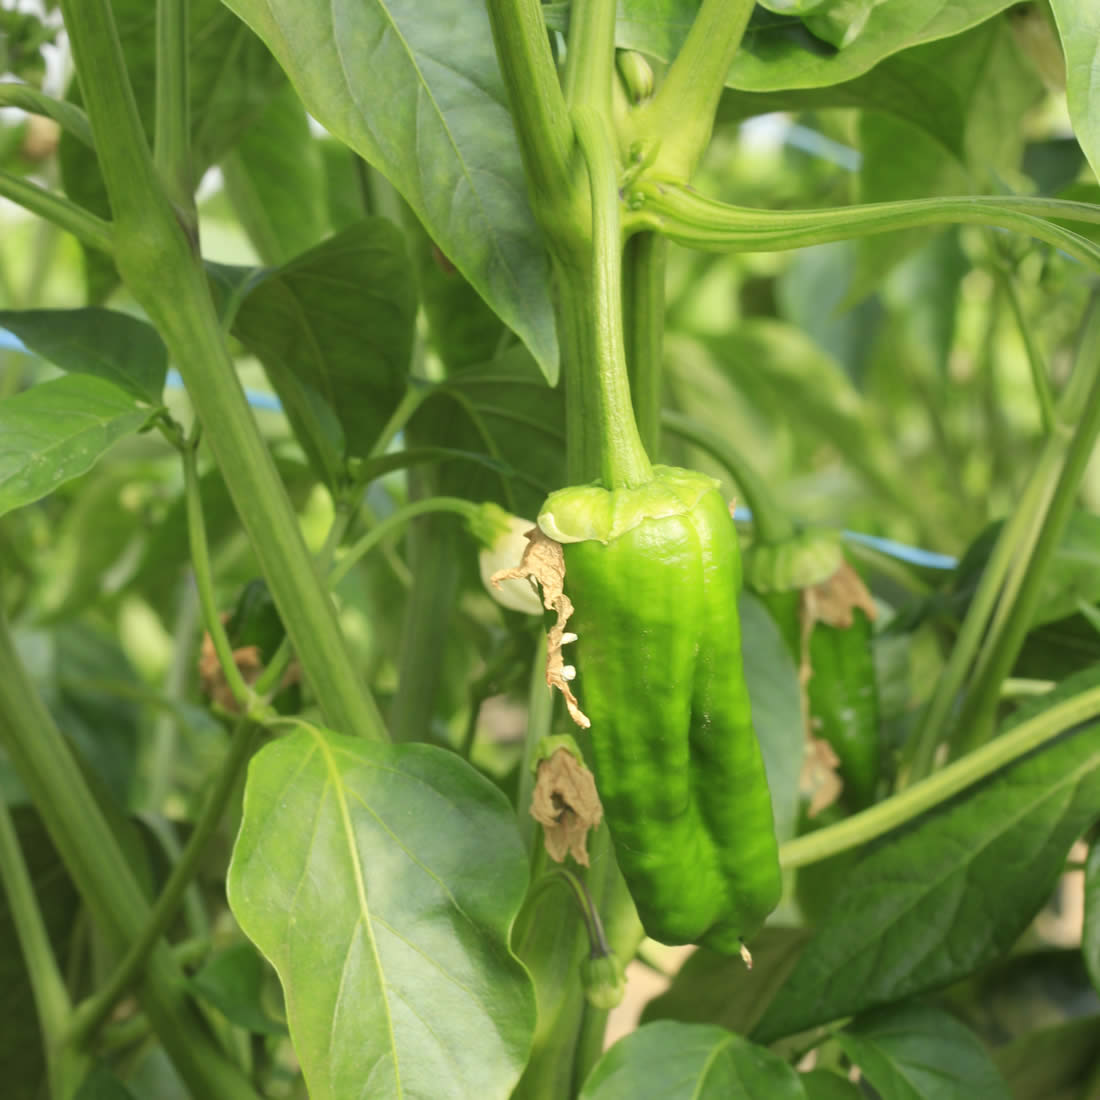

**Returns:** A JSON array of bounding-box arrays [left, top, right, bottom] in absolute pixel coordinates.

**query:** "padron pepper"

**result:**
[[507, 464, 782, 955]]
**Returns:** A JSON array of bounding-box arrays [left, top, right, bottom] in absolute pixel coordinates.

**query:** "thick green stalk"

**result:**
[[0, 611, 262, 1100], [627, 182, 1100, 275], [563, 0, 616, 112], [485, 0, 574, 206], [0, 171, 112, 253], [69, 719, 260, 1044], [781, 683, 1100, 868], [622, 232, 667, 455], [61, 0, 387, 743], [153, 0, 194, 227], [568, 108, 651, 488], [0, 801, 88, 1099], [641, 0, 755, 180]]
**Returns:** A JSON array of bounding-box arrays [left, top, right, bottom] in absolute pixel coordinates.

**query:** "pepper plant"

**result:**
[[3, 0, 1100, 1097]]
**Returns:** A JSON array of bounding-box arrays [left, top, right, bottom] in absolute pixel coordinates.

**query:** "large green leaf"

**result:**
[[1051, 1, 1100, 183], [579, 1021, 807, 1100], [220, 82, 329, 265], [0, 375, 153, 518], [0, 308, 167, 404], [753, 669, 1100, 1042], [228, 724, 535, 1100], [221, 0, 558, 382], [59, 0, 284, 300], [740, 592, 803, 844], [993, 1016, 1100, 1100], [836, 1002, 1011, 1099], [232, 218, 417, 466]]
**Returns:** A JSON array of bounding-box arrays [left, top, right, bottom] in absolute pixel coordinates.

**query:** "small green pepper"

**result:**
[[536, 465, 782, 954]]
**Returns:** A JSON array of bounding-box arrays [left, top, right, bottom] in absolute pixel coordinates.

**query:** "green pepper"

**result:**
[[536, 465, 782, 954]]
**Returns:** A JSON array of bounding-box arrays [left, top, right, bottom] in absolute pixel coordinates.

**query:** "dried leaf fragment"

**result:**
[[530, 747, 603, 866], [804, 561, 877, 630], [800, 735, 843, 818], [491, 528, 590, 728]]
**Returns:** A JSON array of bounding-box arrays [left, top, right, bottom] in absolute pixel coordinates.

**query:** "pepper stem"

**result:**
[[568, 108, 653, 489]]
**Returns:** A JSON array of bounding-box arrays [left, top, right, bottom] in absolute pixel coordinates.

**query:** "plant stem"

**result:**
[[950, 299, 1100, 753], [153, 0, 194, 228], [905, 441, 1064, 780], [0, 610, 262, 1100], [61, 0, 388, 744], [564, 0, 616, 112], [641, 0, 755, 180], [69, 719, 260, 1045], [993, 258, 1055, 436], [780, 683, 1100, 869], [0, 83, 93, 146], [661, 409, 794, 542], [485, 0, 575, 206], [569, 107, 651, 488], [0, 801, 88, 1099], [183, 439, 253, 710], [627, 183, 1100, 275], [622, 232, 666, 455], [0, 170, 113, 253]]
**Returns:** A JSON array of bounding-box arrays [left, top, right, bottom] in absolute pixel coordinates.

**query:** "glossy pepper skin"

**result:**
[[538, 466, 781, 952]]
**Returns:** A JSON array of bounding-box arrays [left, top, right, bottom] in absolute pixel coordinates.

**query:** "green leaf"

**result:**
[[0, 308, 168, 403], [227, 724, 535, 1100], [0, 375, 153, 518], [232, 218, 416, 464], [220, 82, 328, 265], [188, 942, 287, 1036], [641, 927, 812, 1034], [1050, 0, 1100, 183], [1085, 838, 1100, 995], [411, 348, 567, 521], [801, 1069, 864, 1099], [220, 0, 559, 382], [740, 592, 804, 844], [753, 668, 1100, 1043], [993, 1016, 1100, 1100], [578, 1021, 807, 1100], [836, 1001, 1011, 1099], [58, 0, 284, 300], [74, 1067, 139, 1100]]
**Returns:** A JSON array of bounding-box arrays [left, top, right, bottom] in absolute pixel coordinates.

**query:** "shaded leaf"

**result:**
[[642, 927, 812, 1034], [801, 1069, 864, 1099], [188, 942, 287, 1036], [221, 0, 558, 380], [0, 375, 153, 518], [740, 592, 803, 844], [220, 81, 329, 264], [753, 668, 1100, 1042], [579, 1021, 806, 1100], [411, 348, 567, 520], [836, 1001, 1010, 1099], [74, 1067, 139, 1100], [993, 1016, 1100, 1100], [0, 308, 167, 403], [232, 218, 416, 465], [1051, 1, 1100, 183], [228, 724, 535, 1100]]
